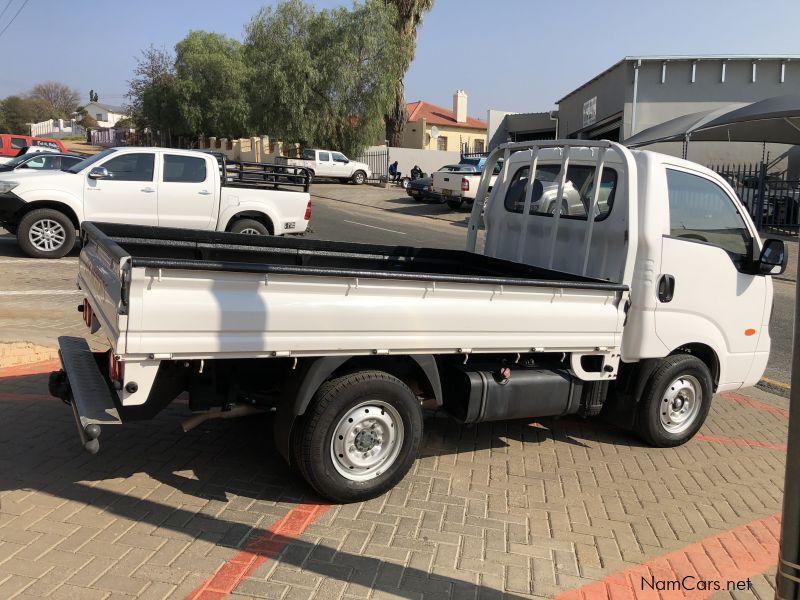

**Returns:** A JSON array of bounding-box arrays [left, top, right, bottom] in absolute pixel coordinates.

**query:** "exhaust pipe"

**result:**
[[181, 405, 270, 432]]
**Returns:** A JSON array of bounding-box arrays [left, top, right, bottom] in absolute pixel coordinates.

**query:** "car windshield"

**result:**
[[4, 154, 35, 168], [65, 148, 117, 173]]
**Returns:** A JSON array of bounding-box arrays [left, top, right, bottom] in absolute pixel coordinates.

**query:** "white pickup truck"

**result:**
[[432, 158, 503, 210], [50, 140, 785, 503], [276, 148, 372, 184], [0, 147, 312, 258]]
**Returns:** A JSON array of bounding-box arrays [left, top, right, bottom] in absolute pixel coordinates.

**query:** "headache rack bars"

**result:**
[[217, 155, 311, 193]]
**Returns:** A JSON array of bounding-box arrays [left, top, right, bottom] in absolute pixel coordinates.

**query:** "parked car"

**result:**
[[0, 152, 85, 173], [276, 149, 372, 184], [0, 147, 312, 258], [0, 134, 66, 164], [432, 159, 503, 210], [406, 164, 477, 202], [50, 140, 784, 504]]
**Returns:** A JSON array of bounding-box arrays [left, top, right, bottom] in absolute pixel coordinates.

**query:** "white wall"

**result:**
[[365, 145, 462, 178]]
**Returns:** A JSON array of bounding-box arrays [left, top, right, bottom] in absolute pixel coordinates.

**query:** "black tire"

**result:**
[[634, 354, 713, 447], [307, 170, 315, 184], [351, 170, 367, 185], [229, 218, 270, 236], [291, 370, 423, 503], [17, 208, 75, 259], [446, 197, 464, 210]]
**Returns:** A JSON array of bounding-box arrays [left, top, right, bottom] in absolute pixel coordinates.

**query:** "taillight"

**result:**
[[461, 178, 469, 192], [426, 185, 432, 193], [108, 352, 124, 388], [82, 299, 92, 327], [304, 199, 311, 220]]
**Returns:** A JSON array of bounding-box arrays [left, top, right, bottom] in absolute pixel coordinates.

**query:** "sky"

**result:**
[[1, 0, 799, 118]]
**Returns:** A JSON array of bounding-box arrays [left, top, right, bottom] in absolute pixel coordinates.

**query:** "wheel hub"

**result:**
[[29, 219, 66, 252], [660, 375, 702, 434], [330, 400, 404, 482]]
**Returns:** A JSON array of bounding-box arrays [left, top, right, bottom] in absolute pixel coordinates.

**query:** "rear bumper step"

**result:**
[[51, 336, 121, 454]]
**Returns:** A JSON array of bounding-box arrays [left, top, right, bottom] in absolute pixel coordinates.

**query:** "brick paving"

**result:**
[[0, 365, 788, 599]]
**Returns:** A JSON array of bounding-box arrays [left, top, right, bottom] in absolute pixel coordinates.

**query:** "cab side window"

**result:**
[[163, 155, 206, 183], [318, 152, 330, 162], [666, 169, 750, 258], [102, 153, 155, 182]]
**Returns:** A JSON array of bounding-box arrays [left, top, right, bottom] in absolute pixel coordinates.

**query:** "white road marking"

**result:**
[[343, 220, 407, 235], [0, 290, 80, 296]]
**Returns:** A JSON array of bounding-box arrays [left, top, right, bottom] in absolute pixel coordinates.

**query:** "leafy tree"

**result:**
[[30, 81, 81, 118], [89, 89, 99, 102], [383, 0, 433, 146], [114, 117, 134, 129], [79, 114, 99, 129], [245, 0, 404, 156], [126, 45, 184, 143], [0, 95, 58, 133], [174, 31, 250, 138]]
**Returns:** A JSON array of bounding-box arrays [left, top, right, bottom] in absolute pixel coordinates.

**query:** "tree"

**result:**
[[89, 89, 98, 102], [173, 31, 250, 138], [30, 81, 81, 118], [126, 45, 184, 143], [383, 0, 433, 146], [79, 114, 98, 129], [0, 95, 58, 133], [245, 0, 404, 156]]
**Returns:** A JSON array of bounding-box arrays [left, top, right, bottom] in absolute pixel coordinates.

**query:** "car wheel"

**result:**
[[446, 198, 464, 210], [351, 170, 367, 185], [634, 354, 713, 447], [291, 370, 423, 503], [17, 209, 75, 259], [230, 218, 270, 236]]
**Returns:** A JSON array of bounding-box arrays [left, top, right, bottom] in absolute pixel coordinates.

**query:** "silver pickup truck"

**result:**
[[50, 140, 785, 503]]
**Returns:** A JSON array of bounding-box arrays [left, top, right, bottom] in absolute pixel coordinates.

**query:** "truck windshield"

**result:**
[[65, 148, 117, 173]]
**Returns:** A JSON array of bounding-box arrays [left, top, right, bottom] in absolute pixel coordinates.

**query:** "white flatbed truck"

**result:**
[[50, 141, 786, 503]]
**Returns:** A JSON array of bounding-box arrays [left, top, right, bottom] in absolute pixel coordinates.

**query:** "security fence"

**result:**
[[354, 148, 389, 182]]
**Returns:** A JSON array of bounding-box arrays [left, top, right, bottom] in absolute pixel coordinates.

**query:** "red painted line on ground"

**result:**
[[186, 502, 331, 600], [694, 434, 787, 452], [554, 512, 781, 600], [721, 391, 789, 420], [0, 359, 60, 380]]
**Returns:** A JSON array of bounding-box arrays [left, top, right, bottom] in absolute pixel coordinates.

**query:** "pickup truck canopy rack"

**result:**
[[82, 222, 628, 292], [203, 152, 311, 193]]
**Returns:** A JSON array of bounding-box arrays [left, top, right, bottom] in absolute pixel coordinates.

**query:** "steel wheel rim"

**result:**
[[660, 374, 702, 434], [330, 400, 404, 482], [29, 219, 66, 252], [238, 227, 262, 235]]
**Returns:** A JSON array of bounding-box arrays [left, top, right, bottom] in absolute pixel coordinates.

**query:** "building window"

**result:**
[[437, 136, 448, 151], [474, 139, 485, 153], [96, 113, 103, 121]]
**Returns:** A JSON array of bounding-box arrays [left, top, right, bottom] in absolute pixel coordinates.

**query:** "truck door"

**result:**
[[655, 166, 767, 388], [157, 154, 215, 229], [83, 152, 159, 225], [316, 151, 334, 177]]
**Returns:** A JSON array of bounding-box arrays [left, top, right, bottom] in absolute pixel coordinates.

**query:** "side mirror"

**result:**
[[88, 166, 110, 180], [758, 238, 787, 275]]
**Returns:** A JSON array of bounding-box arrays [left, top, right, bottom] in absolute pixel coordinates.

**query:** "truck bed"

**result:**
[[80, 222, 627, 360]]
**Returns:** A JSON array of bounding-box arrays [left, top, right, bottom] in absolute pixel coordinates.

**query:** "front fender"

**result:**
[[15, 189, 84, 221]]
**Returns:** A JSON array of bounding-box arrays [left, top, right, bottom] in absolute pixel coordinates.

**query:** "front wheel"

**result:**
[[17, 208, 75, 259], [291, 370, 423, 503], [635, 354, 713, 447], [351, 170, 367, 185]]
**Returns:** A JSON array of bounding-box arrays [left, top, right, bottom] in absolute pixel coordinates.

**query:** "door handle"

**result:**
[[657, 274, 675, 303], [141, 187, 155, 193], [198, 190, 212, 195]]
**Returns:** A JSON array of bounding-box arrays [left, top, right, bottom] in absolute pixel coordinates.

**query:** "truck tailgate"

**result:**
[[78, 231, 128, 353]]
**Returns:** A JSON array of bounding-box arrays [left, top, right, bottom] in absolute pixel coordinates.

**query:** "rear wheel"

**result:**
[[446, 197, 464, 210], [17, 208, 75, 259], [291, 370, 423, 503], [634, 354, 713, 447], [352, 170, 367, 185], [230, 218, 270, 236]]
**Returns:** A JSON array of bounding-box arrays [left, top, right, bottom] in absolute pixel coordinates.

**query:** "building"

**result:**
[[487, 110, 558, 150], [401, 91, 488, 152], [79, 101, 129, 128], [556, 55, 800, 163]]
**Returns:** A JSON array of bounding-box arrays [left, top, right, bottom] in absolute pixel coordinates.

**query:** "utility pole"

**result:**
[[777, 251, 800, 599]]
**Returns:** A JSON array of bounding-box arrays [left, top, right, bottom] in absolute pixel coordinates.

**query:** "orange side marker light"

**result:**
[[745, 328, 756, 336]]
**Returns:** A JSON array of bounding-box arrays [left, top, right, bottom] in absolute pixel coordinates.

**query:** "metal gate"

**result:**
[[354, 148, 389, 182], [710, 162, 800, 235]]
